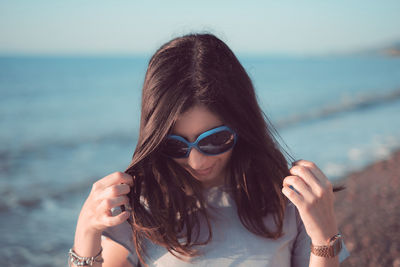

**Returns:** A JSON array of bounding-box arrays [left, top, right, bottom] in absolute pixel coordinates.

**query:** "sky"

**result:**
[[0, 0, 399, 56]]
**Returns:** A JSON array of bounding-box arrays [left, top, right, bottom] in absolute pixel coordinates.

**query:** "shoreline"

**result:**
[[333, 149, 400, 266]]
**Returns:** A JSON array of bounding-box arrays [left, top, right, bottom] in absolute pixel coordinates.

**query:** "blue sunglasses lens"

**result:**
[[163, 128, 236, 158], [197, 130, 235, 154], [163, 138, 190, 158]]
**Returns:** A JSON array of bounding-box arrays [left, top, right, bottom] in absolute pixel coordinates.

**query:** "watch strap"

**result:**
[[310, 233, 343, 258]]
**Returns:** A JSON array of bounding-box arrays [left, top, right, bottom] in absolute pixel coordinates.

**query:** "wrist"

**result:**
[[310, 228, 339, 246], [68, 247, 103, 266], [75, 224, 102, 243], [76, 214, 103, 235], [74, 222, 103, 257]]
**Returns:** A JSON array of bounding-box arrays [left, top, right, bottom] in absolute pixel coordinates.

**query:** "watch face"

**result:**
[[332, 237, 343, 256]]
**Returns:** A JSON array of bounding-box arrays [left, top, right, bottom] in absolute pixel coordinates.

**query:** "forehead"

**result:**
[[172, 105, 223, 141]]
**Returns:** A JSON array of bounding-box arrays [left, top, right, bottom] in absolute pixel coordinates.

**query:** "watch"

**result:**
[[310, 233, 343, 258]]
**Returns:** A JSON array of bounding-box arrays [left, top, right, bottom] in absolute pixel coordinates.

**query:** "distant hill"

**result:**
[[382, 42, 400, 57], [347, 40, 400, 57]]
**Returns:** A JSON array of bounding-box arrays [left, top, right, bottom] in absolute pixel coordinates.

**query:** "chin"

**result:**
[[191, 169, 225, 188]]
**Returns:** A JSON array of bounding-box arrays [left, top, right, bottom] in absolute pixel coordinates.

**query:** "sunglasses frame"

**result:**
[[164, 125, 237, 158]]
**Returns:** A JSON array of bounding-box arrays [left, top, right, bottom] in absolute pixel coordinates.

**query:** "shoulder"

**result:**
[[102, 207, 139, 266], [102, 220, 134, 250], [102, 235, 134, 267], [102, 221, 140, 266]]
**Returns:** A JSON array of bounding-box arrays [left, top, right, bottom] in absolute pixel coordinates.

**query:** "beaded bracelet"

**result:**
[[68, 247, 104, 266]]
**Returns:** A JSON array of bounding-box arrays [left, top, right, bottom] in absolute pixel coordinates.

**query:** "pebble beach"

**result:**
[[334, 150, 400, 267]]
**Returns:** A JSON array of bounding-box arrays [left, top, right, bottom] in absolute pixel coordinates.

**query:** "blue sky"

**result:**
[[0, 0, 399, 56]]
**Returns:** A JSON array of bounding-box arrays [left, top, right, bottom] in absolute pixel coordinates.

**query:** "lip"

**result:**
[[190, 164, 214, 177]]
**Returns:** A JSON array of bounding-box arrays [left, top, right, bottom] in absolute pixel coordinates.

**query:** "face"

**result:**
[[171, 104, 233, 188]]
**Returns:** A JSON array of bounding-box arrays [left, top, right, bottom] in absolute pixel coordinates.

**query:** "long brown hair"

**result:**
[[125, 33, 292, 265]]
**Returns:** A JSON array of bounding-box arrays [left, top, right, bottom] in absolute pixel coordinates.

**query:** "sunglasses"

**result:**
[[162, 126, 237, 158]]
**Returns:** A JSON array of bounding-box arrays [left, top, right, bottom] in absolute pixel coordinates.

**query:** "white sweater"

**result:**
[[103, 186, 349, 267]]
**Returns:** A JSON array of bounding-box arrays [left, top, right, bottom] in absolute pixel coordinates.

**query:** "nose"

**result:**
[[187, 147, 208, 170]]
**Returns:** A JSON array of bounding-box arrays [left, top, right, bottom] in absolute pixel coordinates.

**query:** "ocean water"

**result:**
[[1, 54, 400, 266]]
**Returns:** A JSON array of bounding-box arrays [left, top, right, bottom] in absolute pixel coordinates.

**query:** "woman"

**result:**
[[70, 33, 349, 266]]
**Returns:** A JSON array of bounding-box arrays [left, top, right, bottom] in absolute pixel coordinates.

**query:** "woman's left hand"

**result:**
[[282, 160, 338, 246]]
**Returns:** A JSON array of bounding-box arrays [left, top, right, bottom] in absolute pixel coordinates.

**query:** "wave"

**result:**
[[2, 88, 400, 176], [1, 88, 400, 163], [0, 130, 136, 162], [0, 177, 96, 212], [0, 132, 137, 213], [0, 88, 400, 161], [274, 88, 400, 129]]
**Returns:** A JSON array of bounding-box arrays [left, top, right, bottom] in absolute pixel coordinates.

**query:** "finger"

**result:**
[[100, 196, 130, 212], [293, 160, 333, 193], [290, 165, 322, 190], [291, 162, 334, 198], [282, 185, 304, 207], [102, 211, 131, 227], [283, 175, 313, 199], [100, 183, 131, 199], [293, 160, 326, 182], [94, 172, 133, 190]]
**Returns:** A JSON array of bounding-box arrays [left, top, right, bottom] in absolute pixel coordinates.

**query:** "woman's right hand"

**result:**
[[76, 172, 134, 236], [72, 172, 133, 265]]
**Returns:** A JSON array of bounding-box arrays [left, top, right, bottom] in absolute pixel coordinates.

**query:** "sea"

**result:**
[[1, 54, 400, 266]]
